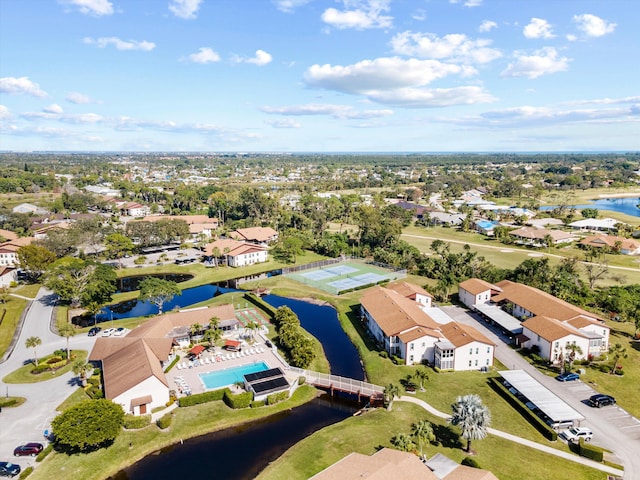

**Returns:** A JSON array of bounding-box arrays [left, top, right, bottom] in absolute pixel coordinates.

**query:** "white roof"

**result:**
[[473, 304, 523, 334], [422, 307, 454, 325], [568, 218, 618, 229], [499, 370, 585, 423]]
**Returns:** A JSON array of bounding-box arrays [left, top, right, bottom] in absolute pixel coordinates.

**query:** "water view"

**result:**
[[540, 196, 640, 217]]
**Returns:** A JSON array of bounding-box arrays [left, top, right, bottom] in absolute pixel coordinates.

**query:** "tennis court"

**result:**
[[285, 259, 406, 295]]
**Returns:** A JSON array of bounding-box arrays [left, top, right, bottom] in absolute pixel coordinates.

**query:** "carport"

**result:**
[[499, 370, 585, 429], [473, 304, 523, 335]]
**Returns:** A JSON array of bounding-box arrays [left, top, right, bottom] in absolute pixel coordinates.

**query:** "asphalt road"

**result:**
[[0, 288, 98, 471], [442, 305, 640, 479]]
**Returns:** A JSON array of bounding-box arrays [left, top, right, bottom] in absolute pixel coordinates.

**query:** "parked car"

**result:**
[[556, 372, 580, 382], [13, 443, 43, 457], [560, 427, 593, 443], [589, 394, 616, 408], [113, 327, 126, 336], [101, 328, 116, 337], [0, 461, 21, 477], [88, 327, 102, 336]]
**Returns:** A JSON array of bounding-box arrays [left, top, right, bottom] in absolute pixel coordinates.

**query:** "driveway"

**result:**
[[0, 288, 98, 471], [442, 305, 640, 479]]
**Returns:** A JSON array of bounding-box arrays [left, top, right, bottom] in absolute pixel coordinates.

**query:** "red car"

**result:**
[[13, 443, 43, 457]]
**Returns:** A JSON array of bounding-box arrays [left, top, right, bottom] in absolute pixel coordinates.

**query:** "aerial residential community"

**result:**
[[1, 1, 639, 479]]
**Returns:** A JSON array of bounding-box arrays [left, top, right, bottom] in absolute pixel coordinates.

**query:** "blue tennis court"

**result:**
[[353, 273, 388, 283], [327, 278, 364, 290], [324, 265, 358, 276], [300, 270, 336, 281]]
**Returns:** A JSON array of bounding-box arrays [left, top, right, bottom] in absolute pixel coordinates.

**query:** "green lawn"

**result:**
[[257, 401, 606, 480], [2, 350, 87, 384], [12, 283, 42, 298], [56, 387, 91, 412], [30, 386, 319, 480], [0, 295, 28, 359]]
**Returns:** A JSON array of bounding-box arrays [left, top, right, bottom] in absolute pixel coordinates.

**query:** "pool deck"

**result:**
[[166, 342, 289, 396]]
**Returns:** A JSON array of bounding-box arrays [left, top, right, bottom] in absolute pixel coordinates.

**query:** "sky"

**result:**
[[0, 0, 638, 153]]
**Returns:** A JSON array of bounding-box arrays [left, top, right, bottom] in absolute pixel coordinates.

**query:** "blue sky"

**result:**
[[0, 0, 638, 152]]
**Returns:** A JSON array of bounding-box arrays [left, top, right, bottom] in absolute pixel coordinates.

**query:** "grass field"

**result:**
[[2, 350, 87, 384], [0, 295, 28, 359]]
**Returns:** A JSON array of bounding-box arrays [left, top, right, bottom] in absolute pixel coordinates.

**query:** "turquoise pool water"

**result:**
[[199, 361, 269, 389]]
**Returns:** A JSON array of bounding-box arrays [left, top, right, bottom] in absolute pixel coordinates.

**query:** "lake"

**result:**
[[540, 196, 640, 217]]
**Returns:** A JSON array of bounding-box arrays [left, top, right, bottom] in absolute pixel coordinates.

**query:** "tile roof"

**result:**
[[0, 229, 18, 241], [580, 234, 640, 252], [398, 326, 442, 343], [458, 278, 500, 295], [509, 227, 576, 241], [386, 281, 433, 299], [493, 280, 602, 322], [361, 286, 440, 337], [231, 226, 278, 242], [521, 315, 586, 342]]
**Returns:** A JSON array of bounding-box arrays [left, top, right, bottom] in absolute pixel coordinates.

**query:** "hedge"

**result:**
[[164, 355, 181, 373], [123, 414, 151, 430], [0, 398, 18, 408], [18, 466, 33, 479], [223, 390, 253, 409], [251, 400, 266, 408], [178, 388, 229, 407], [243, 293, 276, 319], [266, 391, 288, 405], [488, 377, 558, 441], [36, 444, 53, 463], [579, 438, 605, 462], [461, 457, 481, 468], [156, 413, 173, 430]]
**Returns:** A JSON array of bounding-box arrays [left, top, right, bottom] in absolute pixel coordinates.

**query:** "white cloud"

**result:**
[[83, 37, 156, 51], [66, 92, 92, 104], [573, 14, 616, 37], [412, 9, 427, 21], [321, 0, 392, 30], [59, 0, 113, 16], [273, 0, 311, 13], [366, 86, 495, 108], [449, 0, 483, 7], [501, 47, 570, 79], [0, 77, 47, 97], [169, 0, 203, 20], [186, 47, 221, 64], [305, 57, 476, 94], [0, 105, 11, 119], [478, 20, 497, 33], [566, 34, 577, 42], [559, 96, 640, 106], [43, 104, 64, 114], [233, 50, 273, 66], [523, 18, 555, 39], [390, 31, 502, 64], [260, 103, 393, 119], [265, 118, 301, 128]]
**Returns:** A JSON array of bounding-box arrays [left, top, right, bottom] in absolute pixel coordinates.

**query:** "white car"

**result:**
[[560, 427, 593, 443], [113, 327, 127, 336], [101, 328, 116, 337]]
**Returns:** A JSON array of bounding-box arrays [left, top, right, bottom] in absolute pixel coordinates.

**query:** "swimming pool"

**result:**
[[199, 361, 269, 390]]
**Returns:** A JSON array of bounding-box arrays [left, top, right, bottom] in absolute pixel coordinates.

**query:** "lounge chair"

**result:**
[[176, 363, 182, 370]]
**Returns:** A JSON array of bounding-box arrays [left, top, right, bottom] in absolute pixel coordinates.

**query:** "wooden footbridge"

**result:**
[[286, 367, 385, 404]]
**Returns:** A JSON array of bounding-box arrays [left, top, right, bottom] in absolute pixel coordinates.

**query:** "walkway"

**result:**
[[286, 367, 384, 400], [397, 396, 624, 477]]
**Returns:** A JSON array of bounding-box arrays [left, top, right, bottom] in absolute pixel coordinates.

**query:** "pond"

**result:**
[[116, 273, 194, 293], [540, 196, 640, 217]]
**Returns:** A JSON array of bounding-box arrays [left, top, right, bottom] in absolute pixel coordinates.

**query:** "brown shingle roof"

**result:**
[[439, 322, 495, 348], [230, 227, 278, 242], [386, 281, 433, 299], [580, 234, 640, 251], [493, 280, 602, 322], [458, 278, 500, 295], [361, 286, 440, 337], [521, 315, 587, 342], [444, 465, 499, 480], [398, 326, 442, 343]]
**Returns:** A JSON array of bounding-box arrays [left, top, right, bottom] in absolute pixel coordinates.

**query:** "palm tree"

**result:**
[[384, 383, 402, 411], [390, 432, 416, 453], [609, 343, 628, 375], [25, 336, 42, 366], [450, 394, 491, 453], [245, 320, 260, 341], [72, 359, 93, 387], [565, 343, 583, 373], [411, 420, 435, 458], [190, 323, 202, 342], [58, 322, 76, 362], [414, 369, 429, 392]]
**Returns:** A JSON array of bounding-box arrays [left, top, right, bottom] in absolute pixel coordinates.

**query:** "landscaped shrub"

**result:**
[[87, 376, 101, 387], [378, 351, 389, 358], [164, 355, 181, 373], [598, 364, 611, 374], [223, 390, 253, 409], [0, 398, 18, 408], [579, 438, 605, 462], [266, 391, 288, 405], [31, 364, 52, 374], [488, 377, 557, 441], [461, 457, 481, 468], [391, 355, 403, 365], [18, 466, 33, 479], [156, 413, 173, 429], [36, 444, 53, 462], [123, 414, 151, 429], [251, 400, 266, 408], [298, 376, 306, 386], [46, 356, 63, 364], [178, 388, 229, 407]]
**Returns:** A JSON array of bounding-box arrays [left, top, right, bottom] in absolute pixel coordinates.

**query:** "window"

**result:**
[[410, 344, 414, 350], [422, 342, 425, 347], [487, 346, 490, 353], [469, 348, 473, 355], [410, 355, 414, 362], [475, 360, 478, 366], [486, 359, 490, 365], [475, 348, 479, 354], [469, 360, 472, 367]]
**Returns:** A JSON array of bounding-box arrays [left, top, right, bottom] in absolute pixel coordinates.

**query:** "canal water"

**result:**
[[109, 275, 365, 479]]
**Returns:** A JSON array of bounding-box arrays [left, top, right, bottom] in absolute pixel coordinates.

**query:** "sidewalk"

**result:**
[[397, 395, 624, 477]]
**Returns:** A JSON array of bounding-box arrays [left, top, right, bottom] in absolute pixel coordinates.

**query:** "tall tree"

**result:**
[[390, 432, 416, 453], [384, 383, 402, 411], [583, 248, 609, 289], [25, 336, 42, 366], [71, 360, 93, 387], [565, 343, 583, 373], [609, 343, 628, 375], [138, 277, 181, 315], [414, 369, 429, 392], [16, 244, 57, 279], [58, 322, 76, 361], [412, 420, 435, 458], [450, 394, 491, 453]]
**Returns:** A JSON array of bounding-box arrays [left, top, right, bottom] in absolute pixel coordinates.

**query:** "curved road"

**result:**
[[0, 288, 97, 471]]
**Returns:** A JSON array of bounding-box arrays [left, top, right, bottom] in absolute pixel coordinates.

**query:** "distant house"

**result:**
[[203, 238, 268, 267], [360, 283, 494, 370], [33, 221, 71, 240], [123, 202, 150, 217], [392, 201, 428, 219], [140, 215, 219, 241], [474, 219, 499, 236], [0, 229, 18, 242], [0, 237, 34, 267], [12, 203, 46, 215], [568, 218, 619, 232], [230, 227, 278, 245], [580, 234, 640, 255], [426, 212, 465, 227], [508, 227, 577, 247], [458, 278, 501, 308]]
